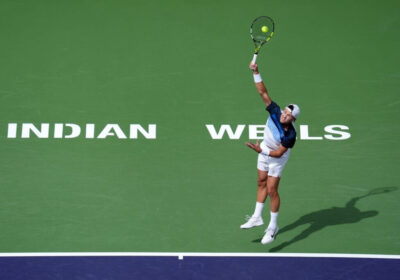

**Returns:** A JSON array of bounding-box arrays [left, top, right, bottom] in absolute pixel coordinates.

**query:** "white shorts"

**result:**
[[257, 148, 290, 178]]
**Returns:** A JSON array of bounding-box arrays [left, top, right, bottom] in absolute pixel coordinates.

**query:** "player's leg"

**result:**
[[240, 169, 268, 229], [267, 175, 280, 213], [240, 154, 269, 229], [261, 175, 281, 244], [252, 169, 269, 219], [256, 169, 269, 203]]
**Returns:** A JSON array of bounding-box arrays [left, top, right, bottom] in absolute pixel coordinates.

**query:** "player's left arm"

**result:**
[[245, 141, 288, 158]]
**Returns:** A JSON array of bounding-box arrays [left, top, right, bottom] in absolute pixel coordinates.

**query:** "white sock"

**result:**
[[268, 211, 279, 229], [253, 202, 264, 218]]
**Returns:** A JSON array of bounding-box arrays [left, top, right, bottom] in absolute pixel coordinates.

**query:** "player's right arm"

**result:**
[[249, 63, 272, 106], [245, 141, 287, 158]]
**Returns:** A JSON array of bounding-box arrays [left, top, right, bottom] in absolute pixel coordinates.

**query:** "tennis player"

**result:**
[[240, 62, 300, 245]]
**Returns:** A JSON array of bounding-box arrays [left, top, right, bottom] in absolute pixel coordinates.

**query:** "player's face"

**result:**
[[280, 109, 294, 124]]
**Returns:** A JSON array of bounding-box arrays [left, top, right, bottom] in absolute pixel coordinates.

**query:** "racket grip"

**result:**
[[251, 54, 258, 65]]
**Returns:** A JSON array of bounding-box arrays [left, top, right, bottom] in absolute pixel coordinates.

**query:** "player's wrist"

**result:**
[[253, 73, 262, 83], [260, 146, 270, 156]]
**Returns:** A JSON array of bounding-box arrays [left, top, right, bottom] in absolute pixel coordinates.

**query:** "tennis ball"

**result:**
[[261, 26, 268, 33]]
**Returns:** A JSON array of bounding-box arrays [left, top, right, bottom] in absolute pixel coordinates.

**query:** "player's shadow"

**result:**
[[252, 187, 397, 251]]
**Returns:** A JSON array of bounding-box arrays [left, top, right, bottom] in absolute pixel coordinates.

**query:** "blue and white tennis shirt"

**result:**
[[263, 101, 297, 151]]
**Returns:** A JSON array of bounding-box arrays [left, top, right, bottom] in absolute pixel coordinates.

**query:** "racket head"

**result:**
[[250, 16, 275, 54]]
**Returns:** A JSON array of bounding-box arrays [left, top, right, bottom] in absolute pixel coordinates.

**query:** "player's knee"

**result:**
[[257, 178, 267, 188], [268, 189, 279, 198]]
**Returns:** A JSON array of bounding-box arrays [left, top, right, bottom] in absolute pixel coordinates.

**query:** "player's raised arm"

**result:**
[[249, 63, 272, 106]]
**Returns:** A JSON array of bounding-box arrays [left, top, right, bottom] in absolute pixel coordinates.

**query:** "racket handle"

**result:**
[[251, 54, 258, 65]]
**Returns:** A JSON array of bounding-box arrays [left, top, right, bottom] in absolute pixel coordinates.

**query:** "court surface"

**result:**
[[0, 0, 399, 278]]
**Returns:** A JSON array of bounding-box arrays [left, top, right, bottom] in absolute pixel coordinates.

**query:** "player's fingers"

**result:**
[[245, 142, 254, 148]]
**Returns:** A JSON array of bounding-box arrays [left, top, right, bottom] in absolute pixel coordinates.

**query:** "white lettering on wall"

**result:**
[[206, 124, 351, 140], [97, 124, 127, 139], [324, 125, 351, 140], [248, 125, 265, 139], [21, 123, 49, 138], [6, 123, 157, 139], [300, 125, 323, 140], [129, 124, 156, 139], [205, 124, 246, 140]]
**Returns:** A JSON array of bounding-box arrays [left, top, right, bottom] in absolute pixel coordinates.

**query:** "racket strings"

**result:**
[[251, 16, 274, 43]]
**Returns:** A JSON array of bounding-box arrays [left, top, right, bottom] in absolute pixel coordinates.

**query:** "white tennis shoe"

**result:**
[[240, 215, 264, 229], [261, 226, 279, 245]]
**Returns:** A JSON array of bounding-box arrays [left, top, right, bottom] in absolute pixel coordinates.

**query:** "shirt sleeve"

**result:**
[[281, 129, 296, 148], [266, 101, 281, 115], [266, 101, 286, 139]]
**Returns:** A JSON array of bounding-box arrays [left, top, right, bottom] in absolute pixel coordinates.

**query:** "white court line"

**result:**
[[0, 252, 399, 260]]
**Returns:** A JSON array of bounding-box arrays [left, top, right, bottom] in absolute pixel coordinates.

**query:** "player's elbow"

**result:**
[[270, 151, 284, 158], [275, 149, 287, 158], [275, 152, 284, 158]]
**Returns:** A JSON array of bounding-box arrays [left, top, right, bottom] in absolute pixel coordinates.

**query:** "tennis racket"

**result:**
[[250, 16, 275, 64]]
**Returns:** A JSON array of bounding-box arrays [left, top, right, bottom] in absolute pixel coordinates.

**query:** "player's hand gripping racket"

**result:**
[[250, 16, 275, 64]]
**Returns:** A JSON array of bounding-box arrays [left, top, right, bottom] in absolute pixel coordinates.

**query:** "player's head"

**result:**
[[280, 104, 300, 124]]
